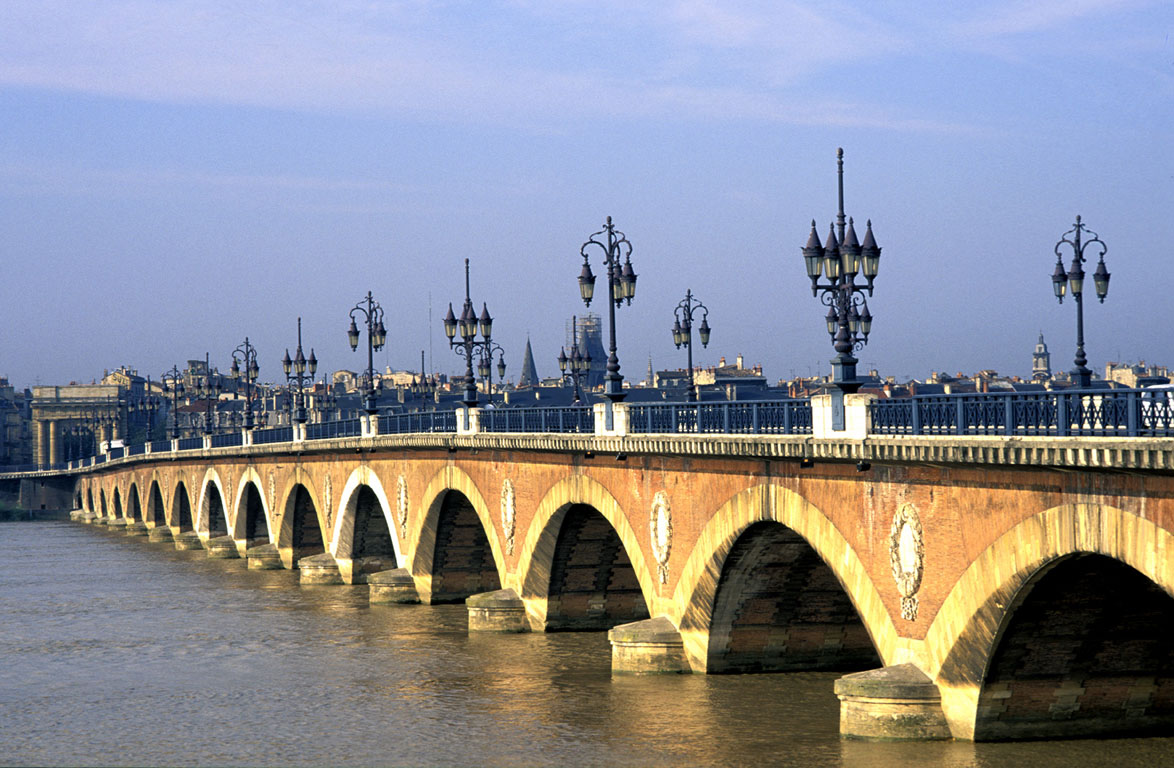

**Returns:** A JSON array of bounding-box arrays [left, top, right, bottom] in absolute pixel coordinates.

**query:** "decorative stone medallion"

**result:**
[[396, 475, 409, 542], [649, 491, 672, 584], [889, 503, 924, 621], [500, 479, 516, 555], [323, 474, 333, 529]]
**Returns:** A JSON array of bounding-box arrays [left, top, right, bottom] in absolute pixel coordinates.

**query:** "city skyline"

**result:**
[[3, 1, 1172, 389]]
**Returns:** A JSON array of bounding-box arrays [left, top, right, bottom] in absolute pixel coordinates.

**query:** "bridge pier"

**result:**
[[466, 589, 529, 632], [608, 617, 690, 674], [125, 521, 148, 536], [173, 530, 203, 550], [298, 553, 343, 585], [343, 556, 398, 585], [368, 569, 420, 604], [147, 525, 173, 543], [246, 543, 283, 569], [834, 664, 951, 740], [206, 535, 240, 558]]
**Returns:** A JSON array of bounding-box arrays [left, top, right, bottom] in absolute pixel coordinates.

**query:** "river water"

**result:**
[[2, 521, 1172, 767]]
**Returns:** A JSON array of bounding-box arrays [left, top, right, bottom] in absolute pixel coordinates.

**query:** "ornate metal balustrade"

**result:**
[[378, 411, 457, 434], [253, 426, 293, 445], [306, 418, 363, 440], [481, 406, 595, 433], [628, 400, 813, 435], [15, 389, 1174, 477], [869, 389, 1174, 437], [210, 432, 244, 449]]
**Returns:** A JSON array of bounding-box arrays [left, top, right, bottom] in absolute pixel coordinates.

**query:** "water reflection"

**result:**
[[1, 521, 1172, 767]]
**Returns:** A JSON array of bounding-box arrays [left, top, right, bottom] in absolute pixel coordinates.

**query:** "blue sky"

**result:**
[[2, 1, 1172, 389]]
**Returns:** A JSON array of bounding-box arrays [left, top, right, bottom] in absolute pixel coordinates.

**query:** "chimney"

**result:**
[[719, 356, 726, 367], [736, 354, 744, 370]]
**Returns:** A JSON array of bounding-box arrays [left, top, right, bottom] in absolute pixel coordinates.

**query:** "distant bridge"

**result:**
[[4, 389, 1174, 742]]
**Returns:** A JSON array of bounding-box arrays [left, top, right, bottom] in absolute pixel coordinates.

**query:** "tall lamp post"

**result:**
[[230, 337, 261, 429], [283, 317, 318, 425], [1051, 215, 1110, 388], [443, 258, 496, 407], [478, 343, 506, 406], [316, 373, 338, 421], [577, 216, 637, 402], [199, 352, 222, 435], [557, 315, 592, 404], [160, 365, 185, 439], [672, 289, 712, 402], [348, 292, 387, 415], [801, 148, 881, 394]]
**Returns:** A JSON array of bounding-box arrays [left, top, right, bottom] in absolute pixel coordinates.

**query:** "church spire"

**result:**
[[518, 337, 539, 388]]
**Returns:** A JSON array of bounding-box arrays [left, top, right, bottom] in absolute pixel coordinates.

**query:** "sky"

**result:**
[[2, 0, 1172, 390]]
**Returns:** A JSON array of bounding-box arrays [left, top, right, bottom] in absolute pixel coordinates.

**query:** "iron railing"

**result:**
[[128, 443, 146, 456], [628, 400, 813, 435], [306, 419, 362, 440], [253, 426, 294, 445], [869, 389, 1174, 437], [378, 411, 457, 434], [481, 406, 595, 433], [176, 437, 203, 451], [211, 432, 244, 449], [150, 439, 173, 453], [108, 447, 125, 460]]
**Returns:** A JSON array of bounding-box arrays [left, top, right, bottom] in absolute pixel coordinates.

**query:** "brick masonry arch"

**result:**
[[412, 464, 505, 604], [112, 486, 122, 518], [672, 483, 897, 674], [926, 502, 1174, 740], [275, 467, 326, 568], [196, 467, 230, 539], [516, 474, 656, 631], [230, 467, 271, 544], [330, 465, 402, 580]]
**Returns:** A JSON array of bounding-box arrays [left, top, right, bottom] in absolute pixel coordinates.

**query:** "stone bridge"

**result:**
[[32, 413, 1174, 742]]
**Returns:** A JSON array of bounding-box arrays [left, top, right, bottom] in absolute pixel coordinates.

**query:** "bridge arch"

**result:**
[[86, 486, 94, 514], [196, 468, 230, 539], [126, 482, 142, 522], [517, 474, 655, 631], [276, 472, 327, 568], [231, 468, 271, 544], [112, 486, 123, 519], [330, 467, 401, 580], [413, 465, 504, 604], [99, 488, 107, 518], [672, 483, 896, 674], [928, 502, 1174, 740], [145, 478, 166, 526], [170, 480, 194, 531]]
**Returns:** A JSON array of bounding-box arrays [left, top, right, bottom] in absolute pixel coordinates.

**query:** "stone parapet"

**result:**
[[834, 664, 951, 740]]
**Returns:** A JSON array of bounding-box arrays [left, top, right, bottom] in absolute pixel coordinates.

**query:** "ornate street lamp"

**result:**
[[558, 315, 593, 404], [1051, 215, 1110, 388], [199, 352, 222, 435], [230, 337, 261, 429], [577, 216, 637, 402], [315, 373, 338, 421], [283, 317, 317, 425], [801, 148, 880, 394], [443, 258, 497, 407], [478, 343, 507, 406], [672, 289, 711, 402], [348, 291, 386, 415], [160, 365, 185, 439], [411, 350, 438, 410]]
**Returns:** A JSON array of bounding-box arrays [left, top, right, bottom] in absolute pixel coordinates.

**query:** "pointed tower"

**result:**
[[646, 355, 654, 387], [1032, 332, 1051, 382], [518, 337, 539, 388]]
